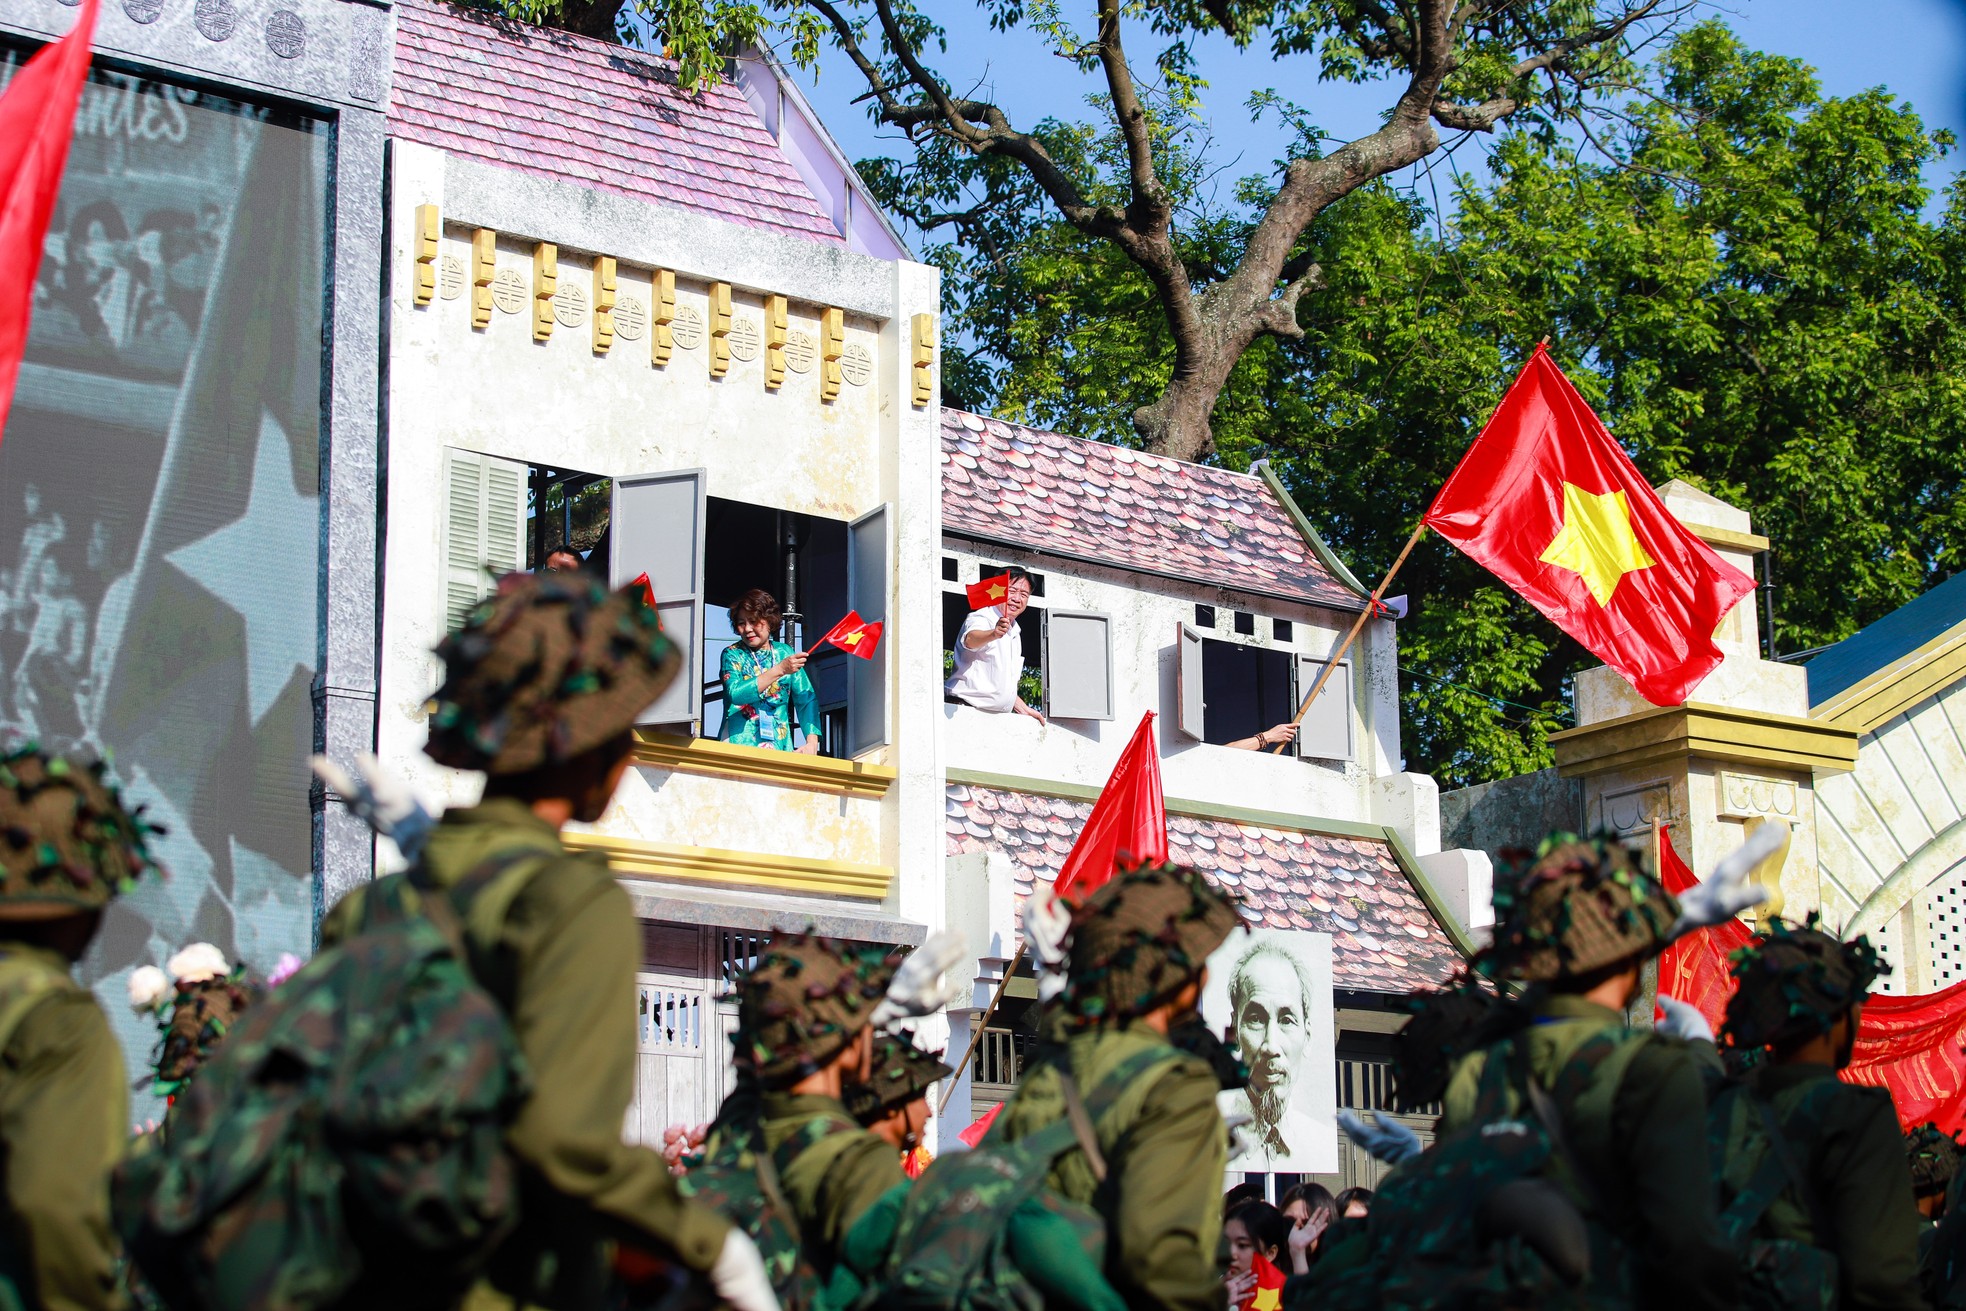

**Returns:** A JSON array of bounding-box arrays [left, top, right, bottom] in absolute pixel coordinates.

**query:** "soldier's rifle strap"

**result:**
[[1749, 1084, 1836, 1250], [1019, 1044, 1183, 1177], [1509, 1034, 1611, 1218], [1057, 1071, 1107, 1184]]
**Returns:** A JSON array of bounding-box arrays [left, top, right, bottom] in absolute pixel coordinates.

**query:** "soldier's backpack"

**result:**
[[675, 1092, 865, 1311], [858, 1043, 1181, 1311], [1708, 1080, 1840, 1311], [1291, 1027, 1646, 1311], [114, 851, 545, 1311]]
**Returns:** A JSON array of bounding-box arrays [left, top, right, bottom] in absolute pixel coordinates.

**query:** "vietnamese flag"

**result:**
[[816, 609, 883, 659], [1424, 345, 1755, 706], [629, 571, 656, 610], [1243, 1252, 1286, 1311], [1051, 711, 1166, 903], [958, 1100, 1002, 1148], [0, 0, 99, 442], [966, 572, 1012, 610]]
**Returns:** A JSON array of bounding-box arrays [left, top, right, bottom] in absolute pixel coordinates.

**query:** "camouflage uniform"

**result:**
[[1721, 921, 1924, 1311], [991, 864, 1242, 1311], [730, 934, 907, 1283], [1439, 836, 1740, 1310], [320, 576, 731, 1308], [0, 748, 162, 1311]]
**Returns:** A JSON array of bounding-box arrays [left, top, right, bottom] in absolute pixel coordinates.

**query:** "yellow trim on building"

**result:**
[[1689, 524, 1770, 554], [1550, 702, 1859, 778], [1812, 630, 1966, 735], [564, 829, 895, 900], [632, 731, 897, 798]]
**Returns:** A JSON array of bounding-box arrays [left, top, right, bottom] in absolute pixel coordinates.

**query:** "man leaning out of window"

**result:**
[[945, 567, 1045, 725]]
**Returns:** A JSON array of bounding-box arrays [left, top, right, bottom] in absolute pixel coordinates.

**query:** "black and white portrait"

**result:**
[[1203, 929, 1337, 1174]]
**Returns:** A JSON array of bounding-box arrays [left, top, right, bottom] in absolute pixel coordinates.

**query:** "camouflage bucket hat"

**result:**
[[1722, 916, 1883, 1052], [735, 931, 898, 1087], [425, 572, 681, 775], [0, 745, 162, 922], [1063, 861, 1243, 1025], [1484, 833, 1677, 983], [845, 1035, 953, 1125], [1906, 1123, 1961, 1197]]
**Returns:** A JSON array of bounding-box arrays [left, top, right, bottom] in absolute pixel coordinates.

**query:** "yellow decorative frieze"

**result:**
[[470, 228, 496, 329], [592, 255, 617, 354], [632, 731, 895, 798], [765, 294, 788, 390], [709, 281, 732, 377], [412, 204, 439, 305], [532, 242, 558, 341], [564, 829, 893, 900], [651, 268, 676, 366], [911, 312, 935, 408], [820, 306, 844, 402]]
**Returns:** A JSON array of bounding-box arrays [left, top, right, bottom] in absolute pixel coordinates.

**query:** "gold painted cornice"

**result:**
[[632, 731, 896, 798], [1550, 702, 1858, 778], [1690, 524, 1770, 554], [1812, 629, 1966, 736], [564, 829, 894, 900]]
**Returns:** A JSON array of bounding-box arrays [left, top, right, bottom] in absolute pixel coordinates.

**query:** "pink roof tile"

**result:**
[[390, 0, 844, 246], [941, 410, 1364, 609], [945, 782, 1462, 993]]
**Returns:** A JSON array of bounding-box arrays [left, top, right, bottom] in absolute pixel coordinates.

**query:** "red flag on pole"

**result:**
[[0, 0, 98, 442], [966, 573, 1012, 610], [815, 609, 882, 659], [1052, 711, 1166, 903], [629, 572, 656, 610], [958, 1100, 1002, 1148], [1423, 345, 1755, 706], [1655, 824, 1748, 1035]]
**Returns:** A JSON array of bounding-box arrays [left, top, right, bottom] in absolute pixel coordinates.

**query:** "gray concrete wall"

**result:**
[[1440, 768, 1585, 857]]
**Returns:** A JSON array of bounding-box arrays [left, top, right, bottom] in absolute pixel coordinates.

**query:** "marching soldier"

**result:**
[[320, 574, 774, 1311], [1721, 920, 1925, 1311], [846, 1035, 951, 1169], [1439, 835, 1741, 1309], [0, 746, 162, 1311], [989, 862, 1243, 1311]]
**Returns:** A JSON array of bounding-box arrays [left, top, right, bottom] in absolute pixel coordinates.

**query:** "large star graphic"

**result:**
[[166, 411, 320, 725], [1539, 482, 1656, 606]]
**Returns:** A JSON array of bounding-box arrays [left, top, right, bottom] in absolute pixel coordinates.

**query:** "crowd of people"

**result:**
[[0, 573, 1961, 1311]]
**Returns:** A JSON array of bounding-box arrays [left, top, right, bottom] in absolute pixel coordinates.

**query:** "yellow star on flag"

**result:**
[[987, 582, 1005, 599], [842, 630, 861, 646], [1539, 482, 1656, 606]]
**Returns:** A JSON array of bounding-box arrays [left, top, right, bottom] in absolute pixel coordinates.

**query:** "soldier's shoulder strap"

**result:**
[[0, 952, 80, 1062], [1030, 1041, 1186, 1176], [348, 848, 553, 959], [1717, 1081, 1834, 1248]]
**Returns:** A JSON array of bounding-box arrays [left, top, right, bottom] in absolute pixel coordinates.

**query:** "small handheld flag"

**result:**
[[629, 572, 656, 609], [816, 610, 883, 659], [966, 573, 1013, 610]]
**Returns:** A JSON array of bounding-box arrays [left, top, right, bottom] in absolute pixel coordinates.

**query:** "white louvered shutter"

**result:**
[[442, 449, 528, 634]]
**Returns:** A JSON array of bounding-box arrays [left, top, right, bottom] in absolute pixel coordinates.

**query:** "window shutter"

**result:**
[[1176, 621, 1204, 740], [846, 504, 889, 755], [611, 469, 706, 731], [441, 448, 527, 634], [1293, 656, 1354, 761], [1044, 610, 1113, 721]]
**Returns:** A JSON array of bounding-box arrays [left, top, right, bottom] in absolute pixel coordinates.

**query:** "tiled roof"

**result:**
[[390, 0, 844, 246], [940, 410, 1364, 610], [945, 782, 1462, 993]]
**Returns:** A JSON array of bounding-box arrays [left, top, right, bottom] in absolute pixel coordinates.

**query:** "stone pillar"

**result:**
[[1547, 483, 1857, 914]]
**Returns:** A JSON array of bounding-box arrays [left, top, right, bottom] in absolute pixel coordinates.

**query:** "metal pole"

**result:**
[[1761, 549, 1777, 662]]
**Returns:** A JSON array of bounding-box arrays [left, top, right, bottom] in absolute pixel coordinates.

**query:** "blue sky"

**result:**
[[782, 0, 1966, 230]]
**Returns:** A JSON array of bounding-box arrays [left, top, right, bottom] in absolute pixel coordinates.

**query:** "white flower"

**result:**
[[167, 942, 230, 985], [127, 965, 170, 1012]]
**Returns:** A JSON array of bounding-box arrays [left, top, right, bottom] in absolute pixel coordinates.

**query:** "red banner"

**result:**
[[1052, 710, 1166, 903]]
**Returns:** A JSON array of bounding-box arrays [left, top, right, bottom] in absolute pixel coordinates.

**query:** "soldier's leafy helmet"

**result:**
[[424, 572, 681, 776], [735, 931, 898, 1087], [1482, 833, 1678, 984], [1722, 915, 1883, 1052], [0, 744, 162, 922], [1061, 860, 1243, 1025], [845, 1035, 953, 1125], [1905, 1122, 1961, 1199]]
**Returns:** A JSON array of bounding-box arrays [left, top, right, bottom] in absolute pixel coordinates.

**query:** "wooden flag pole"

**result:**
[[939, 942, 1027, 1113], [1269, 519, 1429, 753]]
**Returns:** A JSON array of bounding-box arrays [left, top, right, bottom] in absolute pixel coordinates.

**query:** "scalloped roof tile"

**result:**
[[390, 0, 844, 246], [945, 782, 1461, 993], [940, 410, 1362, 608]]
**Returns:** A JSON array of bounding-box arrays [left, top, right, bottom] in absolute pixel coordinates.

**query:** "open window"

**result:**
[[1175, 622, 1341, 753]]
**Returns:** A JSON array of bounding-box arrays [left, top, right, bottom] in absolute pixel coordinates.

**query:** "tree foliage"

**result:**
[[915, 24, 1966, 786]]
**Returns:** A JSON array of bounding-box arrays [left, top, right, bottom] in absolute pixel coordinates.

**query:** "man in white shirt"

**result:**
[[945, 568, 1045, 724]]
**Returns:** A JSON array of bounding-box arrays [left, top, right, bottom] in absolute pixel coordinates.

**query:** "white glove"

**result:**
[[708, 1229, 780, 1311], [1223, 1111, 1255, 1163], [1656, 995, 1715, 1044], [310, 753, 437, 862], [1023, 888, 1072, 970], [869, 930, 968, 1032], [1669, 821, 1786, 938], [1337, 1109, 1424, 1165]]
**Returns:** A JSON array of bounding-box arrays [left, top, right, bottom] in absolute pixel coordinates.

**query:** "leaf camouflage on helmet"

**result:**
[[736, 932, 898, 1086], [114, 851, 544, 1311], [1908, 1123, 1962, 1199], [1482, 833, 1678, 984], [0, 743, 161, 921], [846, 1036, 953, 1126], [149, 969, 259, 1101], [1059, 861, 1242, 1025], [1722, 914, 1884, 1053]]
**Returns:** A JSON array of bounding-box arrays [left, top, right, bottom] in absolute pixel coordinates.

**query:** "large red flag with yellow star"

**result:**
[[1423, 345, 1755, 706]]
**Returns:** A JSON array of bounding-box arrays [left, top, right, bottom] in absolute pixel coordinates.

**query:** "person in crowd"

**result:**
[[1222, 1182, 1265, 1216], [320, 573, 775, 1311], [846, 1034, 951, 1176], [0, 745, 161, 1311], [1279, 1182, 1336, 1275], [1332, 1187, 1372, 1220], [1226, 724, 1299, 751], [732, 933, 909, 1283], [1223, 1200, 1290, 1310], [539, 549, 583, 574], [721, 588, 820, 754], [945, 567, 1044, 724], [1438, 835, 1741, 1310], [1219, 940, 1318, 1168], [1721, 919, 1926, 1311], [990, 862, 1243, 1311], [1908, 1124, 1960, 1225]]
